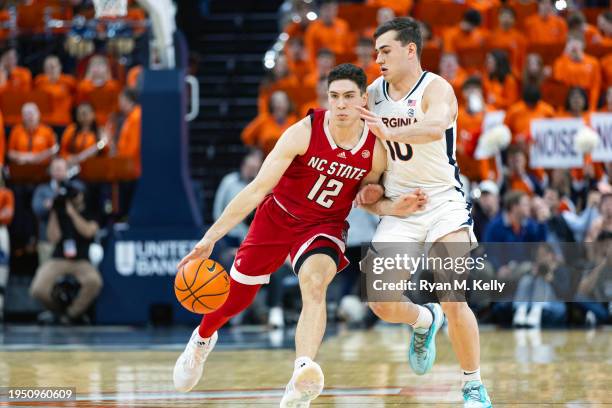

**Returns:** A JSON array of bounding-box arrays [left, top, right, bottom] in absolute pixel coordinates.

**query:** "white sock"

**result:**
[[462, 368, 481, 387], [410, 305, 433, 332], [295, 356, 313, 371]]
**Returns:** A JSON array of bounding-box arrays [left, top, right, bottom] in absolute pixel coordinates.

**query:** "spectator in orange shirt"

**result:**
[[258, 54, 301, 115], [601, 86, 612, 112], [0, 48, 32, 92], [483, 50, 519, 109], [442, 9, 490, 53], [524, 0, 567, 44], [34, 55, 76, 126], [8, 103, 57, 165], [602, 52, 612, 90], [504, 87, 556, 146], [285, 37, 312, 80], [418, 21, 442, 50], [567, 12, 602, 46], [299, 75, 329, 118], [353, 37, 379, 84], [242, 90, 298, 155], [304, 0, 353, 62], [76, 55, 121, 124], [366, 0, 412, 16], [552, 35, 601, 110], [500, 145, 544, 197], [304, 48, 335, 91], [283, 0, 316, 41], [115, 89, 142, 179], [126, 65, 142, 90], [521, 53, 551, 91], [558, 86, 592, 122], [488, 7, 528, 75], [363, 7, 395, 39], [439, 53, 468, 97], [596, 11, 612, 46], [61, 103, 109, 164]]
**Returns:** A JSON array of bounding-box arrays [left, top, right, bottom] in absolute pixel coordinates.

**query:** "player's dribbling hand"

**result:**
[[177, 237, 215, 269], [390, 188, 428, 216], [355, 183, 384, 207], [356, 106, 393, 141]]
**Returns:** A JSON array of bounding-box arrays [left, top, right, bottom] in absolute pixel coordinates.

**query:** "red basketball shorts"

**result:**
[[229, 195, 349, 286]]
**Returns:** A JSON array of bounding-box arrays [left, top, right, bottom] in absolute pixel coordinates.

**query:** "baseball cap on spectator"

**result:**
[[479, 180, 499, 196]]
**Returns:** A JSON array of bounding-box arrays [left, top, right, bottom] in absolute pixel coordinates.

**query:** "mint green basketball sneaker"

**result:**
[[462, 380, 492, 407], [408, 303, 444, 375]]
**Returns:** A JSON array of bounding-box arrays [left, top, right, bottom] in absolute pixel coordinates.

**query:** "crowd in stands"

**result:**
[[230, 0, 612, 328], [0, 0, 145, 324]]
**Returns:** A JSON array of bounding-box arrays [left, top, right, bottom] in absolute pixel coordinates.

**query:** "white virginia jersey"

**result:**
[[367, 71, 463, 199]]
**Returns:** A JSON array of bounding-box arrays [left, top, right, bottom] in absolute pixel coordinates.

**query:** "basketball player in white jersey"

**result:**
[[356, 18, 492, 407]]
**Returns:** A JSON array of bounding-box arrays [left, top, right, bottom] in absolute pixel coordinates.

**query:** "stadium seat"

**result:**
[[413, 1, 467, 32]]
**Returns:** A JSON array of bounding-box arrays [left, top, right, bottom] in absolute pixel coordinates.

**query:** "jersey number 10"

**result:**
[[307, 174, 344, 208], [386, 141, 413, 161]]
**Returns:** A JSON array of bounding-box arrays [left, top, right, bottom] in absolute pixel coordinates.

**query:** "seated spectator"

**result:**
[[472, 180, 500, 242], [362, 7, 395, 39], [500, 145, 544, 197], [484, 190, 547, 243], [353, 37, 379, 84], [596, 10, 612, 46], [602, 86, 612, 113], [60, 103, 109, 164], [304, 48, 335, 91], [418, 21, 442, 50], [8, 103, 57, 165], [285, 37, 313, 80], [524, 0, 567, 45], [34, 55, 77, 127], [512, 243, 569, 327], [242, 90, 298, 155], [504, 87, 556, 146], [521, 53, 550, 91], [439, 53, 467, 97], [0, 174, 14, 321], [567, 11, 602, 46], [304, 0, 353, 62], [29, 179, 102, 325], [552, 35, 601, 110], [76, 55, 121, 125], [483, 50, 519, 109], [585, 193, 612, 243], [543, 187, 600, 245], [257, 54, 300, 115], [0, 48, 32, 92], [575, 230, 611, 325], [488, 6, 527, 75], [299, 75, 329, 118], [442, 8, 490, 54], [366, 0, 412, 16], [558, 86, 592, 122]]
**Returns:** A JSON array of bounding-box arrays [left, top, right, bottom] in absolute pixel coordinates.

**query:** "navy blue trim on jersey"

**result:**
[[445, 127, 464, 195], [460, 202, 473, 226], [403, 71, 428, 101], [382, 71, 429, 103], [382, 79, 389, 101]]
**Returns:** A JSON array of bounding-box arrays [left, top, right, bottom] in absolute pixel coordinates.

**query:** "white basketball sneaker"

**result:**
[[280, 358, 324, 408], [173, 327, 218, 392]]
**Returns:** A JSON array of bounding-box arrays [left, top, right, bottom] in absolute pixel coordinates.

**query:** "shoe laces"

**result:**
[[463, 383, 482, 401], [412, 329, 428, 357]]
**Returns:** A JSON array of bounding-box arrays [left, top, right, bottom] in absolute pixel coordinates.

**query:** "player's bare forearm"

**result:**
[[360, 189, 427, 217], [386, 120, 446, 144], [360, 197, 394, 216]]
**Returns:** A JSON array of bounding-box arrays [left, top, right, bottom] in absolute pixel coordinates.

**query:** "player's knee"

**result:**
[[299, 255, 335, 303], [440, 301, 467, 320], [368, 302, 400, 323]]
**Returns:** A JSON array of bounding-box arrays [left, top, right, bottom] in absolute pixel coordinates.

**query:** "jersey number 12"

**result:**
[[307, 174, 343, 208]]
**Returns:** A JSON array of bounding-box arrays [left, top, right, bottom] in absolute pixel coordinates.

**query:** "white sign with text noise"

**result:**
[[591, 113, 612, 162], [530, 118, 584, 168]]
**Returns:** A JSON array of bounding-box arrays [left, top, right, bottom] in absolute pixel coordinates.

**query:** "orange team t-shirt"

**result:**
[[602, 53, 612, 89], [456, 104, 497, 182], [8, 124, 56, 154], [487, 28, 528, 75], [0, 66, 32, 92], [0, 188, 14, 225], [286, 55, 313, 80], [553, 53, 601, 110], [524, 14, 567, 44], [34, 74, 76, 126], [0, 111, 4, 166], [353, 60, 380, 85], [60, 124, 98, 158], [304, 19, 353, 62], [447, 67, 469, 99], [257, 75, 302, 115], [241, 113, 299, 155], [584, 24, 602, 46], [75, 78, 122, 124], [366, 0, 413, 15], [504, 100, 556, 145], [117, 105, 142, 179], [442, 26, 490, 53], [483, 74, 520, 110]]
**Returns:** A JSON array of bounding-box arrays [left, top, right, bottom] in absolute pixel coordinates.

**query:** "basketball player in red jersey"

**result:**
[[173, 64, 427, 407]]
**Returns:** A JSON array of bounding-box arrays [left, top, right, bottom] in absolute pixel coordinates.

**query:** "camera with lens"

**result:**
[[53, 181, 81, 212]]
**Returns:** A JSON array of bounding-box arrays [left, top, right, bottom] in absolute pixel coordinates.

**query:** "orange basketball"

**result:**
[[174, 259, 230, 314]]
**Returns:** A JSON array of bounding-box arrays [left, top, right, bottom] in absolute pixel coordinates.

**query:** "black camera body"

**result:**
[[53, 181, 81, 212]]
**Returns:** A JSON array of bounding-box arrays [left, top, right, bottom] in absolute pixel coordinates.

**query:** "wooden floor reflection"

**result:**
[[1, 326, 611, 407]]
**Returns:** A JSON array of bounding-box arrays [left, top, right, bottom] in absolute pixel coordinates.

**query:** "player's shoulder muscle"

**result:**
[[275, 116, 311, 157], [422, 76, 458, 119]]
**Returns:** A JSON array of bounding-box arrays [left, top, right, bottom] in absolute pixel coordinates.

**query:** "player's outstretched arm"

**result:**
[[355, 139, 386, 206], [357, 78, 457, 145], [177, 118, 310, 268], [360, 188, 428, 216]]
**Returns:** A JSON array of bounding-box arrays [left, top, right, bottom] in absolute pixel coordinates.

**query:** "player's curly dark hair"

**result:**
[[374, 17, 423, 57], [327, 63, 367, 94]]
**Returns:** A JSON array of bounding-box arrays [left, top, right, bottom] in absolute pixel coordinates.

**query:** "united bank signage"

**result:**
[[114, 240, 199, 276]]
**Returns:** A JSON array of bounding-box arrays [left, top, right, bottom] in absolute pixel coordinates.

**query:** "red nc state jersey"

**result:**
[[272, 109, 377, 223]]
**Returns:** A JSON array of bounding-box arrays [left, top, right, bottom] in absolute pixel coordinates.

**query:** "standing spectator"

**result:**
[[438, 53, 467, 97], [34, 55, 77, 127], [8, 103, 57, 165], [521, 53, 550, 92], [0, 174, 14, 322], [484, 190, 547, 243], [500, 145, 544, 197], [504, 87, 556, 146], [0, 48, 32, 92], [483, 50, 519, 109], [553, 35, 601, 110], [76, 55, 121, 125], [442, 9, 490, 54], [472, 180, 500, 242], [60, 103, 108, 164], [29, 181, 102, 325], [524, 0, 567, 45], [487, 6, 527, 74], [304, 0, 353, 62], [353, 37, 378, 85]]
